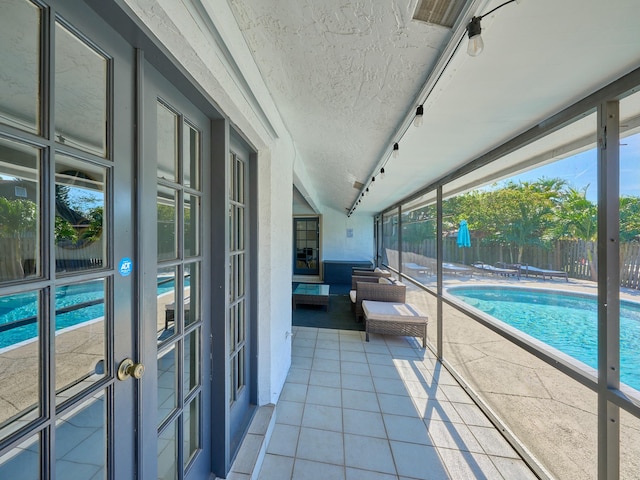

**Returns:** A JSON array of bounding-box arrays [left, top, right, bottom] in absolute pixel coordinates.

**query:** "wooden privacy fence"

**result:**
[[389, 238, 640, 290], [1, 237, 104, 281]]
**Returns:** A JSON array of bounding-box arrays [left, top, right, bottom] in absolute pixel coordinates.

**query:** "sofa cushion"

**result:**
[[362, 301, 428, 324], [349, 290, 356, 303]]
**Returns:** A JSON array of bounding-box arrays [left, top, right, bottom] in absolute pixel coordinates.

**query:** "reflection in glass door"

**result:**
[[293, 217, 320, 275], [0, 1, 136, 478], [144, 62, 210, 480]]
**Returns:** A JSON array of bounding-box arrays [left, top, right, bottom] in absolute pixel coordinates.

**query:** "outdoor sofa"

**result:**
[[350, 278, 406, 322], [352, 267, 392, 278]]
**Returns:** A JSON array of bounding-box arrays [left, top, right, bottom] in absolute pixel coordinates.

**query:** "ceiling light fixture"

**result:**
[[349, 1, 522, 216], [466, 0, 519, 57], [413, 105, 424, 127], [392, 143, 399, 158]]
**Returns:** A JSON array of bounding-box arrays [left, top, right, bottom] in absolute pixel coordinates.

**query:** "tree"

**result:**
[[619, 196, 640, 243], [554, 186, 597, 279], [447, 180, 560, 263], [0, 197, 37, 279]]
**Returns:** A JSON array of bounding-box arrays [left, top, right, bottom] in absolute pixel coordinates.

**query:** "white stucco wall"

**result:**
[[321, 207, 374, 263], [122, 0, 294, 405]]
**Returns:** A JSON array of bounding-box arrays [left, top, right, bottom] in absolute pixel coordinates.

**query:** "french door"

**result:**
[[0, 1, 212, 478], [141, 61, 211, 480], [0, 0, 138, 478], [293, 217, 320, 276]]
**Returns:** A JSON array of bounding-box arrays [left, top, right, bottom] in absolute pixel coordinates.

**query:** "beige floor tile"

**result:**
[[490, 456, 539, 479], [382, 413, 432, 445], [342, 389, 379, 412], [314, 348, 340, 361], [451, 402, 494, 428], [389, 441, 448, 480], [301, 404, 343, 432], [275, 400, 304, 426], [266, 424, 299, 457], [340, 350, 367, 363], [306, 385, 342, 407], [377, 393, 420, 417], [344, 433, 396, 475], [291, 458, 345, 480], [311, 358, 340, 373], [309, 370, 341, 388], [343, 409, 386, 438], [468, 424, 519, 458], [257, 454, 294, 480], [437, 447, 502, 480], [286, 367, 310, 385], [340, 373, 375, 392], [341, 361, 370, 376], [373, 377, 411, 396], [345, 467, 398, 480], [296, 427, 344, 465], [280, 383, 308, 403], [426, 420, 484, 454], [252, 327, 538, 480], [412, 398, 464, 424]]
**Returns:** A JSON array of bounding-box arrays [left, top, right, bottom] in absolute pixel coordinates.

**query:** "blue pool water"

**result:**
[[448, 286, 640, 391], [0, 278, 181, 349]]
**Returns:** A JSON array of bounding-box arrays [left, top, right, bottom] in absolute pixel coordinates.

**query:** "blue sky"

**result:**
[[507, 132, 640, 201]]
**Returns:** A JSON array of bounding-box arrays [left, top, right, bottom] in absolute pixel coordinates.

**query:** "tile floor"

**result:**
[[256, 327, 538, 480]]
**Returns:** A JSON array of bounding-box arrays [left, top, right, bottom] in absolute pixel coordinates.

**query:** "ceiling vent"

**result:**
[[412, 0, 467, 28]]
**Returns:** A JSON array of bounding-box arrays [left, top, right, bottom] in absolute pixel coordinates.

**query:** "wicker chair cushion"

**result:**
[[362, 301, 428, 324], [349, 290, 356, 303], [378, 277, 393, 284]]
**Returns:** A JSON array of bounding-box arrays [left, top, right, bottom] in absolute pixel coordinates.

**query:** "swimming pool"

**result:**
[[447, 286, 640, 392], [0, 277, 185, 350]]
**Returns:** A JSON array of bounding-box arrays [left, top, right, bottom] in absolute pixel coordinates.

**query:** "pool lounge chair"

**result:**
[[519, 265, 568, 282], [442, 263, 473, 277], [403, 262, 432, 276], [472, 262, 520, 279]]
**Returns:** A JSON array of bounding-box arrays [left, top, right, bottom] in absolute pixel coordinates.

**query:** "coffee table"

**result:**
[[292, 284, 330, 311]]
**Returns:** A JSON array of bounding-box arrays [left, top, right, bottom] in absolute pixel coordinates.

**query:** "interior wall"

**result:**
[[321, 207, 374, 263]]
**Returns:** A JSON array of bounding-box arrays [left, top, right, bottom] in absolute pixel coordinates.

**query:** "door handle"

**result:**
[[117, 358, 145, 381]]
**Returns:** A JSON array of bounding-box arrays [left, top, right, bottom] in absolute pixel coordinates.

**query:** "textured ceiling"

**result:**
[[228, 0, 640, 216], [229, 0, 455, 214]]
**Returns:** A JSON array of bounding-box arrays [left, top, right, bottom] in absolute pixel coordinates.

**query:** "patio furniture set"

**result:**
[[350, 267, 428, 347]]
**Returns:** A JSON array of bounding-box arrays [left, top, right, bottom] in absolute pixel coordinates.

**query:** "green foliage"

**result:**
[[0, 197, 37, 237], [55, 215, 77, 242], [620, 196, 640, 242], [404, 178, 640, 262], [553, 186, 597, 241], [402, 205, 437, 244], [82, 207, 103, 242]]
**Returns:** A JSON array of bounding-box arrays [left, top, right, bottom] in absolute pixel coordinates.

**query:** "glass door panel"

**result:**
[[0, 2, 137, 478], [144, 61, 209, 479], [54, 21, 108, 157], [54, 278, 107, 405], [0, 137, 40, 282], [293, 217, 320, 275], [0, 0, 40, 134]]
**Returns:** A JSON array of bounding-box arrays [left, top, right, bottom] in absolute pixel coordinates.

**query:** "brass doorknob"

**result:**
[[117, 358, 145, 381]]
